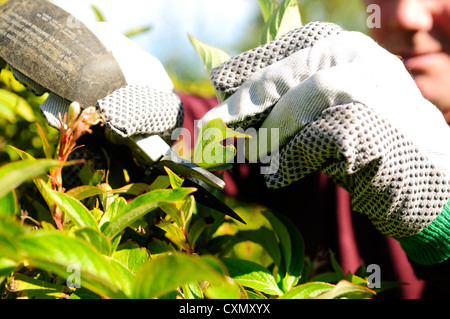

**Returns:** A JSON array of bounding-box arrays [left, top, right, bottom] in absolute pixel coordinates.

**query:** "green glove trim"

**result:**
[[396, 198, 450, 265]]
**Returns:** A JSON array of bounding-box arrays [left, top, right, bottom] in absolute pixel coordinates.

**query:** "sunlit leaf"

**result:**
[[90, 4, 106, 22], [188, 34, 231, 102], [99, 196, 128, 229], [0, 159, 61, 199], [0, 88, 36, 122], [315, 280, 376, 299], [221, 258, 282, 296], [182, 282, 204, 299], [39, 181, 98, 230], [156, 219, 188, 251], [193, 118, 251, 169], [0, 257, 18, 280], [279, 281, 334, 299], [265, 211, 304, 291], [124, 25, 153, 38], [187, 217, 208, 248], [261, 0, 302, 44], [66, 185, 104, 201], [0, 190, 18, 217], [35, 122, 53, 159], [112, 240, 150, 275], [102, 188, 196, 239], [7, 273, 72, 299], [259, 0, 278, 22], [164, 166, 184, 189], [16, 231, 128, 298], [132, 253, 227, 299], [73, 227, 112, 256]]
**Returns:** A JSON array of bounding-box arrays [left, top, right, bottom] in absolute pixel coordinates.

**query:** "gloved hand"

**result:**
[[200, 21, 450, 267], [11, 21, 183, 145]]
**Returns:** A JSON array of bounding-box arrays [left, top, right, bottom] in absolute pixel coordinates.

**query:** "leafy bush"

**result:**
[[0, 0, 384, 300]]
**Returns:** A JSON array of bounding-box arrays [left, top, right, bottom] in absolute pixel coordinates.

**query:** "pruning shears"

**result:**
[[0, 0, 244, 223]]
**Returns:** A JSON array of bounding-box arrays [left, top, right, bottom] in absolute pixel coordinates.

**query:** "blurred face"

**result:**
[[366, 0, 450, 122]]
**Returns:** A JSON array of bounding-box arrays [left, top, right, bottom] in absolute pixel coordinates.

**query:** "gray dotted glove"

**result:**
[[200, 22, 450, 266]]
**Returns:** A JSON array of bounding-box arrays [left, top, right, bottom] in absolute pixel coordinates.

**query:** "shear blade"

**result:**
[[157, 153, 226, 190], [184, 177, 245, 224]]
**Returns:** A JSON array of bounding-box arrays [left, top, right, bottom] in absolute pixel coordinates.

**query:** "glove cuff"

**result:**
[[395, 198, 450, 265]]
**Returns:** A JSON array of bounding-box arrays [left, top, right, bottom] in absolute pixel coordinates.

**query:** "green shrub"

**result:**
[[0, 0, 388, 300]]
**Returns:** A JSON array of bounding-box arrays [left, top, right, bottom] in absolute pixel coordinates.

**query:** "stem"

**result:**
[[46, 105, 104, 230]]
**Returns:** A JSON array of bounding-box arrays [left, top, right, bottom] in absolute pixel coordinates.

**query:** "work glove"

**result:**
[[10, 21, 183, 145], [200, 21, 450, 267], [5, 14, 184, 188]]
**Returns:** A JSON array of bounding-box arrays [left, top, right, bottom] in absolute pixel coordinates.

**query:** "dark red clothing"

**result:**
[[179, 92, 435, 299]]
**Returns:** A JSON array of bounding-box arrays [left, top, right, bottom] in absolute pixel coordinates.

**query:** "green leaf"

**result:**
[[329, 249, 345, 280], [279, 281, 334, 299], [102, 188, 196, 240], [188, 34, 231, 102], [221, 258, 282, 296], [78, 160, 105, 186], [35, 122, 53, 159], [148, 175, 171, 191], [187, 217, 208, 248], [0, 216, 30, 238], [180, 194, 196, 228], [0, 257, 18, 279], [204, 282, 243, 299], [0, 88, 36, 122], [124, 25, 153, 38], [0, 190, 18, 217], [262, 211, 291, 270], [66, 185, 105, 201], [259, 0, 278, 22], [148, 238, 176, 258], [90, 4, 106, 22], [39, 181, 98, 230], [260, 0, 302, 45], [193, 118, 251, 169], [182, 282, 203, 299], [156, 219, 189, 251], [0, 159, 61, 199], [99, 196, 128, 229], [188, 34, 231, 75], [268, 212, 304, 291], [132, 253, 227, 299], [112, 240, 150, 275], [108, 258, 134, 297], [7, 273, 72, 299], [164, 166, 184, 189], [0, 102, 16, 122], [236, 228, 281, 268], [73, 227, 112, 256], [16, 231, 128, 298], [315, 280, 376, 299], [160, 203, 183, 228]]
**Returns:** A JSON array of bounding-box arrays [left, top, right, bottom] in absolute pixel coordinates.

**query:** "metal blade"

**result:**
[[183, 177, 245, 224], [128, 134, 225, 190]]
